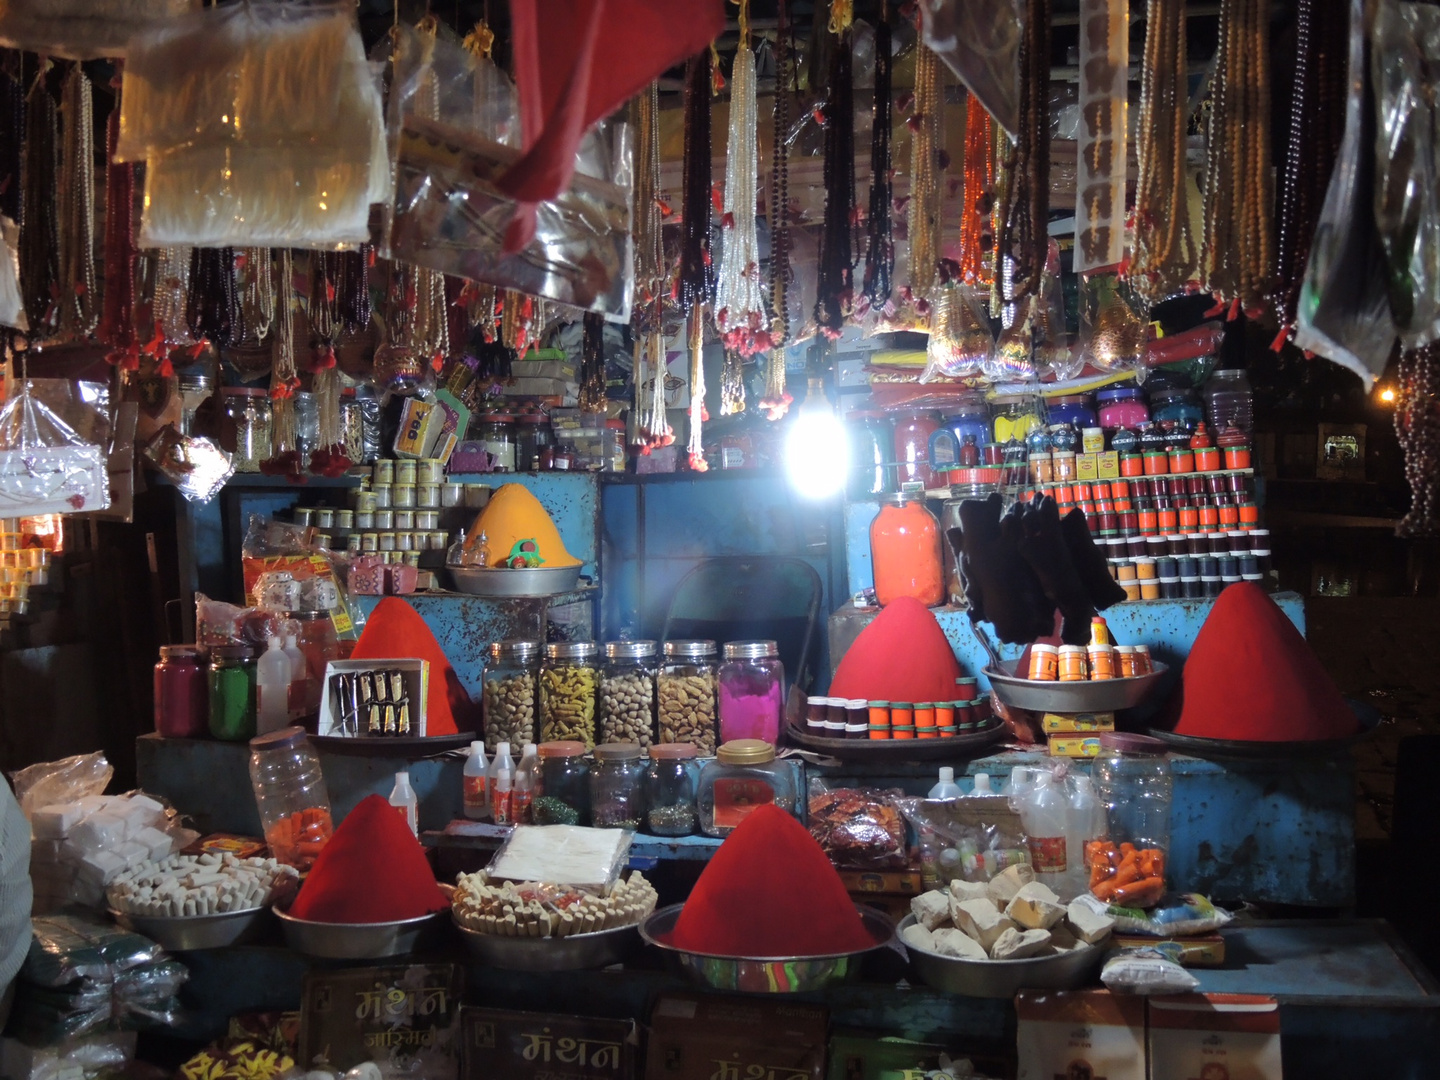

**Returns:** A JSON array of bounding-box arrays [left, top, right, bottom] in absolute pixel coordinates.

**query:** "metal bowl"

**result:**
[[455, 920, 640, 971], [897, 914, 1104, 998], [110, 906, 272, 951], [448, 564, 582, 597], [273, 906, 450, 960], [639, 903, 895, 993], [985, 659, 1169, 714]]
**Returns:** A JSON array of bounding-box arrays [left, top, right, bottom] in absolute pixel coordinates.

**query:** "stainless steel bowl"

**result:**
[[897, 914, 1104, 997], [639, 903, 895, 993], [455, 920, 640, 971], [110, 906, 272, 951], [274, 906, 450, 960], [985, 659, 1169, 714], [448, 565, 582, 597]]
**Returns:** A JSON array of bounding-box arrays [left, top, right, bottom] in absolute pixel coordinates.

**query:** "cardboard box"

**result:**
[[1049, 735, 1103, 758], [1042, 712, 1116, 733], [394, 398, 442, 459], [460, 1007, 636, 1080], [299, 964, 463, 1076], [1076, 453, 1098, 481], [319, 659, 430, 738], [1016, 990, 1146, 1080], [1097, 450, 1120, 479], [1147, 994, 1281, 1080], [827, 1033, 1006, 1080], [1113, 932, 1226, 967], [646, 994, 827, 1080]]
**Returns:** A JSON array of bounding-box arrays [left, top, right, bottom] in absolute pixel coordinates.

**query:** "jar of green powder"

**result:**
[[209, 645, 258, 741]]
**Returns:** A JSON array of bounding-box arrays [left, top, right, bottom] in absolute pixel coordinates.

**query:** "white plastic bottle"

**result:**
[[972, 772, 995, 795], [1007, 765, 1035, 811], [463, 741, 489, 820], [390, 770, 419, 835], [512, 743, 538, 823], [282, 634, 307, 720], [928, 766, 964, 799], [488, 742, 515, 825], [1019, 771, 1071, 895], [256, 637, 291, 735], [1067, 774, 1107, 896]]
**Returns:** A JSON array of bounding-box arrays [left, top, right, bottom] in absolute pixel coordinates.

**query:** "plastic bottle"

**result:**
[[1066, 775, 1106, 897], [489, 742, 515, 825], [972, 772, 994, 795], [929, 766, 964, 799], [463, 741, 489, 820], [282, 634, 307, 720], [256, 637, 291, 735], [1019, 771, 1070, 895], [513, 743, 538, 823], [390, 770, 418, 835], [918, 825, 941, 890], [1006, 765, 1035, 810]]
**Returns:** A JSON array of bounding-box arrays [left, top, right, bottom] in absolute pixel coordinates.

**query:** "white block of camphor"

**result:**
[[990, 926, 1053, 960], [952, 897, 1017, 952], [1006, 881, 1067, 930]]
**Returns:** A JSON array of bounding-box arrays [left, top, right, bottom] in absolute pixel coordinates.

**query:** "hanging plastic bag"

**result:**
[[141, 425, 233, 504], [0, 0, 198, 61], [0, 374, 110, 517], [1036, 243, 1081, 379], [0, 215, 26, 332], [921, 286, 995, 381], [10, 751, 113, 820], [920, 0, 1022, 137], [1080, 273, 1147, 374]]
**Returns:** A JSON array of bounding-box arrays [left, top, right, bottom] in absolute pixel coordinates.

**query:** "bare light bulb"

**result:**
[[784, 378, 848, 499]]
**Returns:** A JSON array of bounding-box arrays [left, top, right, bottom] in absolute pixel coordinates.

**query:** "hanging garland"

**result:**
[[186, 247, 239, 349], [958, 93, 994, 289], [814, 27, 855, 338], [579, 311, 606, 413], [862, 12, 893, 310], [20, 71, 58, 339], [905, 42, 945, 312], [1396, 343, 1440, 538], [760, 0, 794, 421], [263, 248, 301, 475], [100, 80, 138, 366], [57, 63, 96, 342], [716, 16, 769, 356], [995, 0, 1050, 306]]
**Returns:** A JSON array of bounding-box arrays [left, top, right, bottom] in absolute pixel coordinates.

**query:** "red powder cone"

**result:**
[[829, 595, 964, 704], [350, 598, 478, 736], [670, 804, 875, 957], [288, 795, 448, 923], [1172, 582, 1357, 742]]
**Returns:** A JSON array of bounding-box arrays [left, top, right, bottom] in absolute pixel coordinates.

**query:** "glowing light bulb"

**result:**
[[784, 379, 848, 499], [1380, 388, 1395, 403]]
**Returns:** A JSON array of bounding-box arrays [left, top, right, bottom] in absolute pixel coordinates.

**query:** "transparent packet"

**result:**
[[896, 793, 1031, 885], [807, 780, 908, 870], [484, 823, 632, 895]]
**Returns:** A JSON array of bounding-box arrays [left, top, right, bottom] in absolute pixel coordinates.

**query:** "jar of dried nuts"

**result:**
[[589, 742, 646, 828], [482, 640, 539, 753], [600, 641, 657, 746], [540, 641, 600, 748], [657, 639, 718, 755]]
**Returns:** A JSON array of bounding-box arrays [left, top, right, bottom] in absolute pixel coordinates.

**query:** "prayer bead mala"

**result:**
[[906, 42, 944, 310], [57, 64, 96, 342], [995, 0, 1051, 307], [20, 74, 58, 338], [958, 93, 994, 289], [814, 27, 856, 339], [862, 12, 893, 309], [1396, 343, 1440, 538]]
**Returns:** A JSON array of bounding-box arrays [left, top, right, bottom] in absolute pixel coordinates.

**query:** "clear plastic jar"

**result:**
[[846, 411, 895, 498], [534, 740, 590, 825], [893, 410, 942, 489], [1096, 385, 1151, 431], [288, 612, 339, 722], [514, 413, 552, 471], [540, 642, 600, 747], [697, 739, 800, 837], [657, 640, 718, 754], [220, 388, 272, 473], [1090, 732, 1173, 902], [992, 395, 1044, 444], [483, 640, 539, 752], [248, 726, 334, 873], [718, 641, 785, 745], [1149, 386, 1204, 432], [589, 742, 646, 828], [601, 641, 657, 746], [644, 744, 699, 836], [1203, 368, 1254, 438], [208, 645, 257, 742], [475, 412, 517, 471], [869, 492, 944, 607], [155, 645, 208, 738]]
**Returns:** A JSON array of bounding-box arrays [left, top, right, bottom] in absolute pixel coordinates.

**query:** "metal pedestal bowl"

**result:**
[[985, 659, 1169, 714], [898, 914, 1105, 997], [639, 903, 895, 993], [110, 906, 272, 951], [274, 906, 450, 960], [448, 565, 582, 597], [455, 920, 640, 971]]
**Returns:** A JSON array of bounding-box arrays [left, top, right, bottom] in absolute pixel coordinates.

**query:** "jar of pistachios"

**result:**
[[600, 641, 657, 747], [657, 639, 718, 755], [482, 640, 539, 753], [540, 641, 600, 748]]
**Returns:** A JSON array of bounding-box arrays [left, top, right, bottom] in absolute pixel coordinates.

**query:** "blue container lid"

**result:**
[[1097, 385, 1145, 403]]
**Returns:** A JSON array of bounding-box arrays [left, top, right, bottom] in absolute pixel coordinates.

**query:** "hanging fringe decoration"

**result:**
[[100, 81, 137, 366], [995, 0, 1050, 307], [720, 349, 746, 416], [1396, 343, 1440, 537], [57, 63, 96, 342], [716, 24, 769, 355], [20, 72, 58, 339], [814, 27, 855, 338], [862, 13, 894, 311], [761, 0, 794, 420], [958, 93, 995, 288], [580, 311, 606, 413], [906, 43, 944, 311]]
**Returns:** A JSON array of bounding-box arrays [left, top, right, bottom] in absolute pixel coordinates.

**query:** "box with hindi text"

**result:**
[[646, 994, 827, 1080], [460, 1008, 636, 1080]]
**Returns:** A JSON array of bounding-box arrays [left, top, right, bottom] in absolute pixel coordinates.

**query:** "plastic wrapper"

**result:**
[[240, 514, 361, 641], [1084, 840, 1166, 908], [1099, 947, 1200, 995], [1035, 246, 1080, 379], [807, 782, 907, 870], [11, 752, 113, 820], [921, 288, 994, 381], [195, 594, 286, 652], [920, 0, 1021, 137], [0, 215, 25, 331], [484, 824, 632, 896], [142, 426, 234, 504], [1072, 890, 1232, 937], [985, 300, 1041, 383], [898, 794, 1030, 884], [1080, 273, 1148, 374], [0, 378, 111, 517], [386, 24, 632, 320], [0, 0, 197, 61], [21, 914, 169, 987], [0, 1031, 136, 1080]]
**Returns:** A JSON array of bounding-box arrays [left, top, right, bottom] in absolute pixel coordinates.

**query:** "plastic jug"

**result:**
[[929, 766, 964, 798], [463, 741, 489, 820]]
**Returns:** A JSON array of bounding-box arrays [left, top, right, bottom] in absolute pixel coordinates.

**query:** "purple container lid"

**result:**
[[1098, 731, 1168, 754]]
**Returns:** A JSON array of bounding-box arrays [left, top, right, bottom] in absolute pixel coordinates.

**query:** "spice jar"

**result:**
[[601, 641, 657, 746], [475, 412, 517, 471], [697, 739, 800, 838], [248, 726, 334, 873], [869, 491, 944, 607], [154, 646, 208, 738], [657, 640, 718, 753], [718, 641, 785, 745], [220, 388, 272, 473], [534, 741, 590, 825], [208, 645, 258, 741], [540, 641, 600, 747], [483, 640, 539, 752], [515, 413, 553, 472], [589, 743, 647, 828], [644, 744, 699, 836]]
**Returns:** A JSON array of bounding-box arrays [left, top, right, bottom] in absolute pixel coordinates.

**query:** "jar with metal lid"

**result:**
[[155, 645, 208, 738], [696, 739, 800, 837], [248, 726, 334, 872], [657, 639, 718, 754], [589, 742, 646, 828], [483, 640, 539, 752], [601, 641, 656, 746], [514, 413, 552, 471], [718, 641, 784, 745], [220, 388, 272, 472], [534, 740, 590, 824], [644, 744, 699, 836], [1149, 386, 1203, 432], [540, 641, 600, 747], [474, 412, 517, 472], [869, 491, 944, 607], [209, 645, 258, 741]]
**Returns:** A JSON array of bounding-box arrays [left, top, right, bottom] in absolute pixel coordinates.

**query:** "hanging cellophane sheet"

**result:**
[[0, 215, 25, 332], [0, 377, 110, 516], [920, 0, 1022, 137], [1074, 0, 1128, 272], [114, 0, 387, 249], [0, 0, 198, 61], [385, 24, 634, 320]]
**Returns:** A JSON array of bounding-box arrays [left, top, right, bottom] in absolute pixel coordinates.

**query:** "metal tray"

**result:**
[[448, 565, 582, 597], [898, 914, 1104, 997], [274, 906, 450, 959], [110, 906, 272, 951], [985, 659, 1170, 714], [455, 920, 640, 971], [785, 722, 1005, 761]]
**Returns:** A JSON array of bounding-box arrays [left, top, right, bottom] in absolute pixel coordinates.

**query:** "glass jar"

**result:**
[[1203, 368, 1254, 438], [514, 413, 552, 472], [293, 390, 320, 463], [1149, 386, 1203, 433], [475, 412, 517, 471], [893, 410, 941, 489], [535, 740, 590, 824], [589, 742, 646, 828], [289, 612, 339, 723], [1096, 385, 1151, 431], [992, 395, 1044, 445], [540, 641, 600, 747], [869, 492, 944, 607], [248, 726, 334, 873], [220, 388, 272, 473], [1091, 732, 1173, 899], [718, 641, 785, 745], [154, 645, 208, 738], [601, 641, 657, 746], [657, 640, 719, 754], [846, 411, 894, 498], [483, 640, 539, 752], [644, 744, 699, 836], [1046, 393, 1098, 429], [604, 419, 627, 472], [697, 739, 800, 838], [208, 645, 257, 741]]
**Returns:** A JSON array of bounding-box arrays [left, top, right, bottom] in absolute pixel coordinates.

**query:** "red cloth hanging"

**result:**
[[828, 596, 965, 704], [349, 598, 478, 736], [496, 0, 725, 251]]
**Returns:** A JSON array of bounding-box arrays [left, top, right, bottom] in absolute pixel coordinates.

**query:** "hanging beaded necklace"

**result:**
[[760, 1, 794, 421], [100, 81, 137, 363], [0, 63, 22, 226], [631, 82, 666, 321], [234, 248, 274, 349], [20, 72, 58, 339], [152, 248, 194, 349], [1396, 343, 1440, 537], [679, 50, 714, 471], [862, 11, 893, 309], [57, 63, 96, 342], [716, 2, 768, 356], [185, 247, 239, 348], [814, 26, 856, 338], [906, 42, 944, 311], [267, 248, 300, 463], [958, 93, 995, 289], [336, 245, 372, 337], [994, 0, 1051, 307], [579, 311, 606, 414]]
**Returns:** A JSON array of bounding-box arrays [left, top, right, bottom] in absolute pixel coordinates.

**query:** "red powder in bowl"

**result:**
[[288, 794, 449, 923], [830, 596, 964, 704], [670, 804, 875, 957]]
